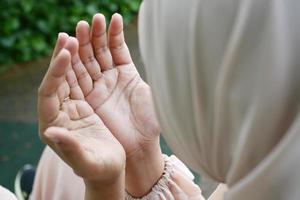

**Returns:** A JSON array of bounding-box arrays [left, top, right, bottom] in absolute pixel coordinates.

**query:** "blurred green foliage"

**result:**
[[0, 0, 141, 66]]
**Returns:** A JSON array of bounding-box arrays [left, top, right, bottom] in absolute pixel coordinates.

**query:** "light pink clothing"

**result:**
[[0, 186, 17, 200], [30, 147, 85, 200], [31, 147, 203, 200]]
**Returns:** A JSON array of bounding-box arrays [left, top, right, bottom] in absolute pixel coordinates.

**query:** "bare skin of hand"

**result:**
[[72, 13, 164, 196], [38, 34, 126, 200], [167, 170, 204, 200], [73, 13, 160, 157]]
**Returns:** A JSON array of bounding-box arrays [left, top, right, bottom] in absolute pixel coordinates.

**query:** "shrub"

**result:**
[[0, 0, 141, 67]]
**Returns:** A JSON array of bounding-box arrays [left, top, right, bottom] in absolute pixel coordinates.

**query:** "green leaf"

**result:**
[[0, 0, 142, 67], [37, 20, 50, 34], [31, 36, 47, 53], [86, 3, 98, 15], [20, 0, 33, 13], [0, 36, 16, 48]]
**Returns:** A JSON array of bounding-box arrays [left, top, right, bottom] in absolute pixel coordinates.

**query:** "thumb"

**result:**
[[44, 127, 82, 161], [43, 126, 99, 179]]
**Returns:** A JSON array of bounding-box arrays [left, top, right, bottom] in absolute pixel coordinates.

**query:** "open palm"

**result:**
[[38, 35, 125, 182], [71, 14, 160, 157]]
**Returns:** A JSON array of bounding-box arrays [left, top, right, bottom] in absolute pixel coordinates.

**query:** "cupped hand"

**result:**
[[72, 13, 161, 157], [38, 34, 126, 184]]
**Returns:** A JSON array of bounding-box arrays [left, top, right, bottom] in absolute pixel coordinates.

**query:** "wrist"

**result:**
[[125, 137, 164, 197], [84, 170, 125, 200]]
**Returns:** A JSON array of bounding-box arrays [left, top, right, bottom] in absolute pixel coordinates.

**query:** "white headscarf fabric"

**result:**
[[138, 0, 300, 199]]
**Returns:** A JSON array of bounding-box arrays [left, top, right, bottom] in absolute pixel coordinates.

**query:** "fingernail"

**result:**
[[112, 13, 121, 18], [95, 13, 104, 18], [78, 20, 89, 27], [58, 32, 68, 38]]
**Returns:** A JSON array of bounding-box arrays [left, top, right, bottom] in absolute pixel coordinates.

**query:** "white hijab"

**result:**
[[138, 0, 300, 199]]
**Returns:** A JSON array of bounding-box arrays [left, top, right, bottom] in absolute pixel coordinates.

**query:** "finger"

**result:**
[[56, 80, 71, 103], [61, 100, 80, 120], [66, 69, 84, 100], [63, 101, 100, 130], [171, 170, 202, 197], [63, 37, 85, 100], [63, 36, 78, 58], [59, 100, 95, 128], [91, 14, 113, 71], [65, 36, 93, 96], [75, 100, 95, 118], [38, 49, 71, 123], [43, 127, 85, 170], [51, 32, 69, 61], [39, 49, 71, 96], [108, 13, 132, 65], [44, 127, 75, 147], [61, 100, 94, 121], [76, 20, 102, 81], [168, 180, 189, 200]]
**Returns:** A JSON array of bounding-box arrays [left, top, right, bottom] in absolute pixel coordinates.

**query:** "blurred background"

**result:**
[[0, 0, 141, 68]]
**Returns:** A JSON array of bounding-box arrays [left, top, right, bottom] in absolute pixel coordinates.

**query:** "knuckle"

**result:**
[[69, 79, 78, 88], [77, 70, 89, 80], [110, 42, 124, 51], [91, 72, 102, 80], [83, 55, 95, 65], [95, 46, 109, 56]]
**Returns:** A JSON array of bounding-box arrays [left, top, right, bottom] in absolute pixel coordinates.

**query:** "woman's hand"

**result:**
[[72, 13, 164, 196], [38, 34, 126, 200], [167, 170, 204, 200]]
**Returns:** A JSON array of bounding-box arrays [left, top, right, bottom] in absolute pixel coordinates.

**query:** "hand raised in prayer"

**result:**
[[38, 35, 126, 187], [72, 13, 163, 196], [73, 13, 161, 158]]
